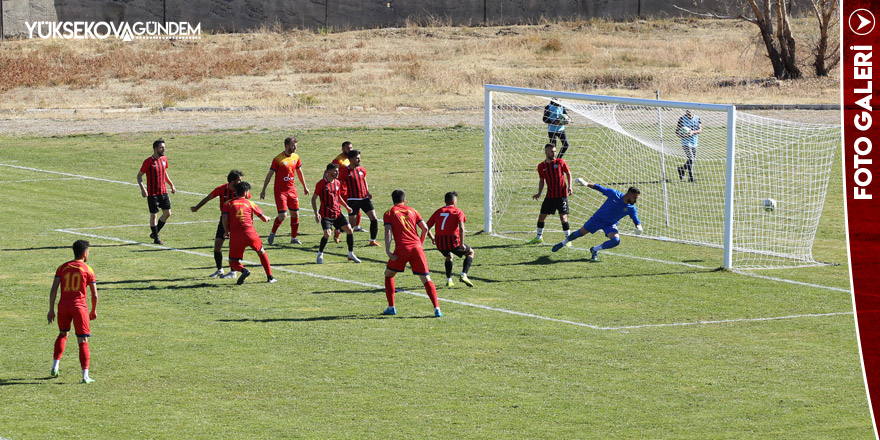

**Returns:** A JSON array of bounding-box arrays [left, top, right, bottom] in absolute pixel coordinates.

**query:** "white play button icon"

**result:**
[[850, 9, 876, 35]]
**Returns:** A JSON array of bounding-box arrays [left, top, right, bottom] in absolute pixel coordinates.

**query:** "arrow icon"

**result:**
[[850, 9, 876, 35], [857, 13, 872, 31]]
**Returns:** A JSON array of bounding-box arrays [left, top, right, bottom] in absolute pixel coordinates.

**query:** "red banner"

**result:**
[[845, 0, 880, 434]]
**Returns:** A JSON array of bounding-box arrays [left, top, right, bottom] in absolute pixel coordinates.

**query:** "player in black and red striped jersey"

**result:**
[[137, 139, 176, 245], [426, 191, 475, 288], [527, 144, 572, 245], [311, 163, 359, 264], [340, 149, 379, 246], [191, 170, 247, 278]]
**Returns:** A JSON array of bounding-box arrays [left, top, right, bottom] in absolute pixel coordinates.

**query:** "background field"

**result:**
[[0, 126, 870, 439]]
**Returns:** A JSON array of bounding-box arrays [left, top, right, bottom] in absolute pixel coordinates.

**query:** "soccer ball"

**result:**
[[763, 198, 777, 212], [676, 126, 690, 138]]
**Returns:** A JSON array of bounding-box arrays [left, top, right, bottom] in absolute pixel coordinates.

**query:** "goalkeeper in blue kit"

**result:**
[[552, 183, 643, 261]]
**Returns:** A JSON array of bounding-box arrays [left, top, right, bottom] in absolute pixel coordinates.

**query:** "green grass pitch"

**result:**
[[0, 126, 871, 438]]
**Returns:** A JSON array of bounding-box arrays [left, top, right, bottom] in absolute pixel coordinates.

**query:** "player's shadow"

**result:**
[[98, 281, 232, 291], [0, 377, 56, 386], [2, 243, 138, 252], [217, 314, 397, 323], [310, 288, 382, 295]]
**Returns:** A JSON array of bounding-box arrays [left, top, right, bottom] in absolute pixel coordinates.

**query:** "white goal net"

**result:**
[[484, 85, 841, 269]]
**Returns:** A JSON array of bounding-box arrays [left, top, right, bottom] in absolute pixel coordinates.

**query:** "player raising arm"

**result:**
[[551, 183, 643, 261], [382, 189, 442, 317], [426, 191, 475, 288], [260, 137, 309, 245], [48, 240, 98, 384], [222, 181, 276, 284], [191, 169, 245, 277]]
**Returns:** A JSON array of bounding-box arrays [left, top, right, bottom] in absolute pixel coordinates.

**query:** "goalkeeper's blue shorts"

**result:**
[[583, 217, 618, 236]]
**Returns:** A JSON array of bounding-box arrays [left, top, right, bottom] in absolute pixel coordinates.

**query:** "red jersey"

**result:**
[[538, 158, 570, 198], [209, 183, 250, 211], [270, 152, 303, 195], [140, 155, 169, 196], [222, 197, 263, 237], [55, 260, 96, 308], [342, 165, 369, 199], [384, 204, 424, 250], [427, 205, 466, 250], [332, 153, 350, 168], [314, 178, 342, 218]]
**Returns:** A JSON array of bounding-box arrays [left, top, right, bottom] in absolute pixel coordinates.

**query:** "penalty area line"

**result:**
[[55, 228, 852, 331]]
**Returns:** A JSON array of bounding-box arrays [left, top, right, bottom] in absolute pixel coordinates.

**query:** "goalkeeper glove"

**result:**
[[635, 224, 644, 235]]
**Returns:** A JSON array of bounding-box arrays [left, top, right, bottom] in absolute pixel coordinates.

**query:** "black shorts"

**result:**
[[440, 244, 471, 258], [347, 198, 374, 215], [147, 193, 171, 214], [540, 197, 568, 215], [215, 218, 227, 240], [321, 215, 349, 231]]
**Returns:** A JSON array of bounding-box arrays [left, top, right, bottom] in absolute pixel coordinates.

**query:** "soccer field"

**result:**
[[0, 127, 871, 439]]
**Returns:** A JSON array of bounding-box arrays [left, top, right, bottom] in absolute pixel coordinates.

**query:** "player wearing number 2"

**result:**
[[527, 143, 573, 246], [48, 240, 98, 383], [551, 183, 643, 261], [426, 191, 475, 288]]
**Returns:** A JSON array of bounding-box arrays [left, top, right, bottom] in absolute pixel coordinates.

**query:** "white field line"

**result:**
[[493, 234, 848, 292], [0, 162, 298, 211], [65, 220, 217, 230], [56, 228, 852, 331], [0, 177, 84, 183]]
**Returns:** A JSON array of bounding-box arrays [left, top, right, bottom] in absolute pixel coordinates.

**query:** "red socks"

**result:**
[[258, 252, 272, 276], [425, 281, 439, 308], [291, 218, 299, 238], [53, 334, 67, 360], [272, 218, 283, 234], [385, 277, 396, 306], [78, 341, 90, 370]]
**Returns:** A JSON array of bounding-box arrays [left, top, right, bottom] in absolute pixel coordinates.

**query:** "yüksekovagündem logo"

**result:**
[[25, 21, 201, 41]]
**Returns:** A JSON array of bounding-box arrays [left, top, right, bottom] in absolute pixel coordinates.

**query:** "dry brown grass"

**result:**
[[0, 18, 839, 112]]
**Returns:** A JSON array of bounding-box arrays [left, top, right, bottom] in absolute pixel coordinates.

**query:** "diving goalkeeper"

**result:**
[[551, 183, 643, 261]]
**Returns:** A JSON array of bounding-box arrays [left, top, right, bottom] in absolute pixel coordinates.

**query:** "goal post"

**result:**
[[484, 84, 840, 270]]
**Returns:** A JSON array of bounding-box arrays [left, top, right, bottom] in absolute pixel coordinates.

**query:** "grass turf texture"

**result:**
[[0, 127, 870, 438]]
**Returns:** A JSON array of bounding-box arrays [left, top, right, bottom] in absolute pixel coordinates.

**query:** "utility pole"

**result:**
[[163, 0, 167, 24], [325, 0, 329, 30], [1, 0, 5, 41]]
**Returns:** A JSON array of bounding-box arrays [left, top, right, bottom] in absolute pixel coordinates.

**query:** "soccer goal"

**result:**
[[484, 84, 841, 270]]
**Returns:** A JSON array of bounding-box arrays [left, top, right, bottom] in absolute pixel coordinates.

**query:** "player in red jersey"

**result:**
[[382, 189, 442, 317], [222, 181, 277, 284], [312, 163, 360, 264], [191, 170, 246, 278], [137, 139, 176, 245], [427, 191, 475, 288], [332, 141, 365, 236], [260, 137, 309, 246], [340, 149, 379, 246], [47, 240, 98, 383], [527, 143, 572, 245]]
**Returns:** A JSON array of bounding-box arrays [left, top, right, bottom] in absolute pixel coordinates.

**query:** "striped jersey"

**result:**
[[139, 155, 169, 196], [209, 183, 249, 211], [341, 165, 369, 199], [314, 177, 343, 218], [537, 158, 570, 198], [427, 205, 466, 250], [55, 260, 96, 308]]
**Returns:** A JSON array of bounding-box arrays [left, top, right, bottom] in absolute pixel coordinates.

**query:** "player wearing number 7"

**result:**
[[551, 183, 643, 261], [47, 240, 98, 383], [426, 191, 475, 288]]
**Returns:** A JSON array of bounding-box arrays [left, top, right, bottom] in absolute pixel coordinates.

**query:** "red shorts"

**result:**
[[274, 191, 299, 213], [229, 233, 263, 259], [57, 304, 90, 337], [386, 246, 430, 275]]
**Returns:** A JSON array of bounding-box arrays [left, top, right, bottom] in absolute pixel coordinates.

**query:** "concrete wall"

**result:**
[[1, 0, 787, 36]]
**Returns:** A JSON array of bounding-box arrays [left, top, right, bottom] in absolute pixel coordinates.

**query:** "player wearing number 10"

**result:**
[[426, 191, 475, 288], [222, 182, 277, 284], [47, 240, 98, 384]]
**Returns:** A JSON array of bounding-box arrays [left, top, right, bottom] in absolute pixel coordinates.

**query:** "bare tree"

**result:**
[[810, 0, 840, 76], [675, 1, 812, 80]]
